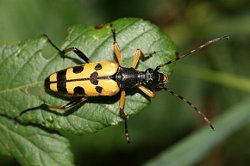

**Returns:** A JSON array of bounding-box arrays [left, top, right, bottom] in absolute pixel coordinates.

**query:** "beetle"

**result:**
[[17, 24, 228, 143]]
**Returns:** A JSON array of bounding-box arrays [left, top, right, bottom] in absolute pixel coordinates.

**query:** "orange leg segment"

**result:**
[[131, 49, 142, 69], [113, 42, 123, 65], [137, 85, 156, 98]]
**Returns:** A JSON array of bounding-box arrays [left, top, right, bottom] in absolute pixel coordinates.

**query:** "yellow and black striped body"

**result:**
[[45, 61, 121, 97]]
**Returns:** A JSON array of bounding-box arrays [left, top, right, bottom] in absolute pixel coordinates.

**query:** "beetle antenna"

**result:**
[[163, 87, 214, 130], [155, 35, 229, 71]]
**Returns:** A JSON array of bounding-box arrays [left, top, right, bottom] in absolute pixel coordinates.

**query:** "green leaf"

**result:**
[[0, 36, 74, 166], [0, 18, 176, 164], [144, 98, 250, 166], [0, 116, 74, 166], [0, 18, 175, 135]]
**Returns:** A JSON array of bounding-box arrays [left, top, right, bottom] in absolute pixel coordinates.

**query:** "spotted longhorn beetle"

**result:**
[[16, 24, 228, 143]]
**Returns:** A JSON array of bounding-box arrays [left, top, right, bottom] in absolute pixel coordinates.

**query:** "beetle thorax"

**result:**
[[114, 67, 168, 89]]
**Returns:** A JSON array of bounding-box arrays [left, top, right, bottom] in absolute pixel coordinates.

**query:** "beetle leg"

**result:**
[[44, 97, 87, 111], [131, 49, 142, 68], [139, 51, 157, 61], [110, 24, 123, 65], [15, 97, 87, 119], [131, 49, 159, 68], [44, 35, 90, 63], [119, 89, 130, 143], [43, 34, 62, 53], [61, 47, 91, 63], [137, 85, 156, 98]]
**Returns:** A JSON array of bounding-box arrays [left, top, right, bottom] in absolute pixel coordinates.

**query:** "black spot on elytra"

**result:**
[[73, 66, 84, 73], [74, 86, 85, 95], [91, 79, 98, 85], [95, 64, 102, 70], [95, 86, 103, 93], [90, 72, 98, 85]]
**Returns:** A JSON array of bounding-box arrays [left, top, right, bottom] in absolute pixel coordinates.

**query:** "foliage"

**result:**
[[0, 0, 250, 165], [0, 18, 175, 165]]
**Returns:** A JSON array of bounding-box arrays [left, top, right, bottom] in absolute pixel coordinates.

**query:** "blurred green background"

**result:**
[[0, 0, 250, 165]]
